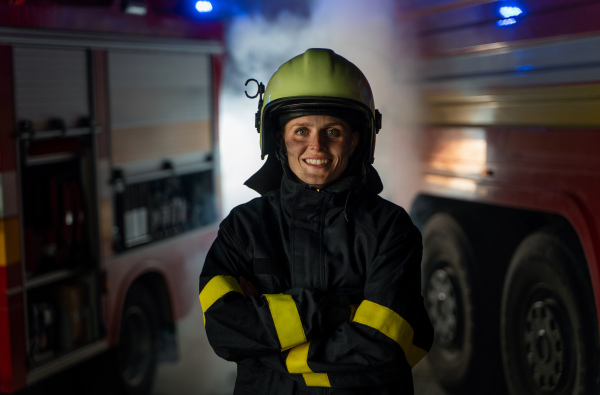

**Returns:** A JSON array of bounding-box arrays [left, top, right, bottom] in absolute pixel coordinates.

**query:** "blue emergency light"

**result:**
[[499, 6, 523, 19], [496, 1, 526, 27], [195, 1, 213, 13]]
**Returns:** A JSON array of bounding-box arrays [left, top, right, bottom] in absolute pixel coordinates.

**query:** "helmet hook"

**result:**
[[245, 78, 265, 132], [245, 78, 265, 100]]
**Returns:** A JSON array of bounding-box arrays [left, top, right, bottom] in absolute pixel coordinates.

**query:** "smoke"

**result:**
[[219, 0, 421, 215]]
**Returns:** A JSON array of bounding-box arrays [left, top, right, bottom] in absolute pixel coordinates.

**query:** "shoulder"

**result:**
[[221, 191, 279, 231], [354, 192, 410, 222], [353, 193, 418, 240]]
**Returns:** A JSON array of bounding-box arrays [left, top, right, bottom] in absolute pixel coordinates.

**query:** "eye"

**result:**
[[326, 128, 341, 137], [295, 128, 308, 136]]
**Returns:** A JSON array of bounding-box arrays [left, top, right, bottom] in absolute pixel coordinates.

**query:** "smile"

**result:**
[[304, 158, 331, 165]]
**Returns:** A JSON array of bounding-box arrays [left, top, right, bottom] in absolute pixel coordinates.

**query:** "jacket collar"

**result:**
[[243, 154, 283, 196], [244, 153, 384, 197]]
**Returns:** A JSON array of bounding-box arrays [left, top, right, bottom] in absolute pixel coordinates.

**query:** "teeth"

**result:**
[[305, 159, 330, 165]]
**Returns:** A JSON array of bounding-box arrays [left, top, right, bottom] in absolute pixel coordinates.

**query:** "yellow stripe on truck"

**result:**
[[423, 82, 600, 127], [286, 342, 331, 387], [0, 218, 20, 267], [353, 300, 427, 368], [199, 275, 243, 324], [264, 293, 307, 351]]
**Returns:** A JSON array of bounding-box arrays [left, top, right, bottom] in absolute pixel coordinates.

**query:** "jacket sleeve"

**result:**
[[281, 212, 434, 388], [200, 209, 433, 389], [199, 217, 352, 363]]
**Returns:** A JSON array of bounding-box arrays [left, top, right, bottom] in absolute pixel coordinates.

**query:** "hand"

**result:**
[[239, 276, 259, 297]]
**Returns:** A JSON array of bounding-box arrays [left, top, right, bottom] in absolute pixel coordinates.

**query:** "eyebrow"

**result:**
[[288, 122, 346, 129]]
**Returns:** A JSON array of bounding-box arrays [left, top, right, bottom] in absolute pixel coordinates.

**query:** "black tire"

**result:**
[[117, 283, 160, 395], [501, 231, 600, 395], [422, 213, 503, 394]]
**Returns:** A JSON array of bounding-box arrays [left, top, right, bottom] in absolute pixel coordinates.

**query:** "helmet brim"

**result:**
[[261, 97, 375, 160]]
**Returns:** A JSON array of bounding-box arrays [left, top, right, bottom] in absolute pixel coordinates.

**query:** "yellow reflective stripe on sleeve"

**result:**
[[265, 294, 307, 350], [302, 373, 331, 387], [286, 342, 331, 387], [353, 300, 428, 367], [199, 275, 243, 324], [286, 342, 311, 373]]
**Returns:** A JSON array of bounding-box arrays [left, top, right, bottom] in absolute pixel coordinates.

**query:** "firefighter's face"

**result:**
[[283, 115, 359, 189]]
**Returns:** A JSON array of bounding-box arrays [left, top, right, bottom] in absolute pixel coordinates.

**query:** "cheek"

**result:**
[[336, 142, 355, 163], [284, 138, 303, 156]]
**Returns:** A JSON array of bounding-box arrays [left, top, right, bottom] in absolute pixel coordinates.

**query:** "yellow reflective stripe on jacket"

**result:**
[[302, 373, 331, 387], [286, 342, 331, 387], [199, 275, 243, 324], [286, 342, 311, 373], [265, 294, 307, 350], [353, 300, 427, 367]]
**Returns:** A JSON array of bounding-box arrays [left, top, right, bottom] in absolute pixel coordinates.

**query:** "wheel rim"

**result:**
[[426, 268, 459, 347], [524, 300, 565, 393], [119, 305, 152, 387]]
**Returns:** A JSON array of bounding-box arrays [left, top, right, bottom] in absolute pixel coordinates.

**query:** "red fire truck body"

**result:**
[[0, 2, 224, 393], [405, 0, 600, 394]]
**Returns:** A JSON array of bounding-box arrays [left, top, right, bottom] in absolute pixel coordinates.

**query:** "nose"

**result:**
[[309, 131, 325, 151]]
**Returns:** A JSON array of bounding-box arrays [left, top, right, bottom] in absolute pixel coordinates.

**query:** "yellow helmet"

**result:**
[[247, 48, 382, 163]]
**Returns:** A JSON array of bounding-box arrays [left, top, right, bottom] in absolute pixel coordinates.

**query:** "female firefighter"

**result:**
[[199, 48, 433, 394]]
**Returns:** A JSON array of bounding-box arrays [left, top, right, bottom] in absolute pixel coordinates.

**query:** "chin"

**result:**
[[298, 170, 341, 187], [304, 177, 333, 188]]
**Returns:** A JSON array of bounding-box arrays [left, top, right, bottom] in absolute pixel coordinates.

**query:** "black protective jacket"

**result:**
[[199, 158, 433, 394]]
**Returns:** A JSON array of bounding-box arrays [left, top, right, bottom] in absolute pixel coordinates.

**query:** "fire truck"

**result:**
[[0, 1, 225, 393], [405, 0, 600, 394]]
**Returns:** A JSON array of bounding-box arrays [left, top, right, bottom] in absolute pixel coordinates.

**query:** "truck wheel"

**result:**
[[422, 213, 502, 393], [117, 283, 159, 395], [501, 231, 599, 395]]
